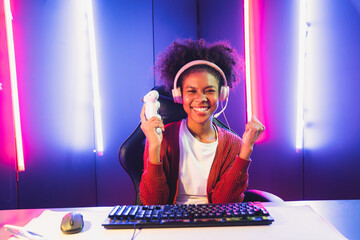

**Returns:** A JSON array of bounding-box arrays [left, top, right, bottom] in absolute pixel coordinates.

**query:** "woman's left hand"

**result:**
[[239, 116, 265, 160]]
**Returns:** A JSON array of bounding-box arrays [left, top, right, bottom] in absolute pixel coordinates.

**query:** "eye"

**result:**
[[206, 89, 216, 93]]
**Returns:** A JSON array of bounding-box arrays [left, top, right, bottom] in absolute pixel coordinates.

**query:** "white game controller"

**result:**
[[143, 90, 162, 135]]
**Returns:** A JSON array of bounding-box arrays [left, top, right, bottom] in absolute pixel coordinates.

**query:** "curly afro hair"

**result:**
[[154, 38, 244, 92]]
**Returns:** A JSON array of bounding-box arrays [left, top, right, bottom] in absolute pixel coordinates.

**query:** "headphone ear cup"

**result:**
[[172, 87, 183, 104], [219, 86, 229, 101]]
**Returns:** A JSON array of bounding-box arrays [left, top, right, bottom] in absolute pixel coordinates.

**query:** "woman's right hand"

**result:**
[[140, 104, 165, 149]]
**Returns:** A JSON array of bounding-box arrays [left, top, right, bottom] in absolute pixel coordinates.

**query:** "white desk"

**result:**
[[1, 200, 358, 240], [265, 200, 360, 240]]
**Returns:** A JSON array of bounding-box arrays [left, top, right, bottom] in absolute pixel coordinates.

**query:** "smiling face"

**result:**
[[181, 70, 220, 129]]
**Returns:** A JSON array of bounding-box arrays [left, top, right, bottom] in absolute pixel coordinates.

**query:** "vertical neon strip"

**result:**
[[244, 0, 252, 122], [86, 0, 104, 156], [296, 0, 307, 151], [4, 0, 25, 171]]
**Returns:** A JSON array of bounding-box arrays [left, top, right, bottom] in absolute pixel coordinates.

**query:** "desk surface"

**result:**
[[265, 200, 360, 240], [0, 200, 358, 240]]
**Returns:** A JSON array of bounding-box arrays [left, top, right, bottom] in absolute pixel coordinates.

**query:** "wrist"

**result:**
[[239, 142, 253, 160], [149, 145, 161, 164], [149, 143, 161, 151]]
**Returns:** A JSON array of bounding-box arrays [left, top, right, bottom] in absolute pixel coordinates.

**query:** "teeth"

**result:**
[[193, 107, 208, 112]]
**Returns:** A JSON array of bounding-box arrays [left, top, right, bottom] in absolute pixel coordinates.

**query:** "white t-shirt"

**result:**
[[176, 119, 218, 204]]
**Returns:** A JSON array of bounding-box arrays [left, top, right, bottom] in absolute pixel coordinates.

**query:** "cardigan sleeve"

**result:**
[[139, 139, 170, 205], [139, 121, 182, 205]]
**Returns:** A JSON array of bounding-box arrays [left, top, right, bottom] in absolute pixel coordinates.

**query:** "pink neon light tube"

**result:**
[[4, 0, 25, 171], [244, 0, 252, 122]]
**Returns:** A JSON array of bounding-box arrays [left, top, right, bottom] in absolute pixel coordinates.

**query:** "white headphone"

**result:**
[[172, 60, 229, 104]]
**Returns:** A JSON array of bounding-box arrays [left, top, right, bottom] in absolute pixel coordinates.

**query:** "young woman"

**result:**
[[139, 39, 264, 205]]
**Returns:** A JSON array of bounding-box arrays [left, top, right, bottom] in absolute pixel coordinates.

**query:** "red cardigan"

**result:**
[[139, 120, 251, 205]]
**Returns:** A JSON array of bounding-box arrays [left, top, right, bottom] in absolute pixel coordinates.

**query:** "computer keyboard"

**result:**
[[102, 202, 274, 229]]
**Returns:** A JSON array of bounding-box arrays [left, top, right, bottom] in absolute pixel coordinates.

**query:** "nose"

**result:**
[[195, 92, 207, 101]]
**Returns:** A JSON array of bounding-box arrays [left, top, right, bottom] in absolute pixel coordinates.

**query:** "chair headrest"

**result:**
[[154, 86, 188, 125]]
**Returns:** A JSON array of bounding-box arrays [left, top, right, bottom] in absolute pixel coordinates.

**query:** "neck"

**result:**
[[186, 117, 216, 143]]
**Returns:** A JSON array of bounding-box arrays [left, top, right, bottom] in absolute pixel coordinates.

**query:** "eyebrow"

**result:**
[[184, 85, 217, 90]]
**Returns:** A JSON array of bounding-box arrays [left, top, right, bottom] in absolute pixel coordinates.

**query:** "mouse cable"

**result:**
[[131, 224, 136, 240], [131, 224, 142, 240]]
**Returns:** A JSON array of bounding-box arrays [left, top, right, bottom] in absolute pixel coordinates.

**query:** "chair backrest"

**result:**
[[119, 86, 235, 205]]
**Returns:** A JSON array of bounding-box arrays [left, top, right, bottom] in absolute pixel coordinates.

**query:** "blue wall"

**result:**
[[0, 0, 198, 209], [246, 0, 304, 200], [302, 0, 360, 199], [1, 0, 360, 210]]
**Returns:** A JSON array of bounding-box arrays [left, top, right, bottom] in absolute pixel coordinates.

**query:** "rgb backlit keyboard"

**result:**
[[102, 202, 274, 229]]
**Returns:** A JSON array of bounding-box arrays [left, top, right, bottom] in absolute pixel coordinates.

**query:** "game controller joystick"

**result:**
[[143, 90, 162, 135]]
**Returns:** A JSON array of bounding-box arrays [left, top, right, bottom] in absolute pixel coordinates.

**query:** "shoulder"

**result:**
[[216, 126, 242, 145], [164, 120, 182, 133], [215, 126, 242, 158], [161, 120, 182, 145], [158, 120, 182, 157]]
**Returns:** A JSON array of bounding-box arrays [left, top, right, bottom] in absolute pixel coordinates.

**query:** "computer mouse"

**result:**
[[60, 212, 84, 234]]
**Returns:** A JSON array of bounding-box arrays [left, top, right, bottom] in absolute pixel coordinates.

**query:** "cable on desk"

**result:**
[[131, 223, 140, 240]]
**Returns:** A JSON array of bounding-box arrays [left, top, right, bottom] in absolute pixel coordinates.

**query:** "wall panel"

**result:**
[[199, 0, 303, 200], [198, 0, 246, 143], [249, 0, 303, 200], [95, 0, 198, 205], [153, 0, 198, 60], [15, 0, 97, 208], [94, 0, 154, 206], [303, 0, 360, 200]]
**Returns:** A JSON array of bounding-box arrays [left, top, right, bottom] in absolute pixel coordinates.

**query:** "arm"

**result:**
[[140, 105, 164, 164], [139, 140, 170, 205], [239, 115, 265, 159], [139, 104, 169, 205], [209, 117, 264, 203]]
